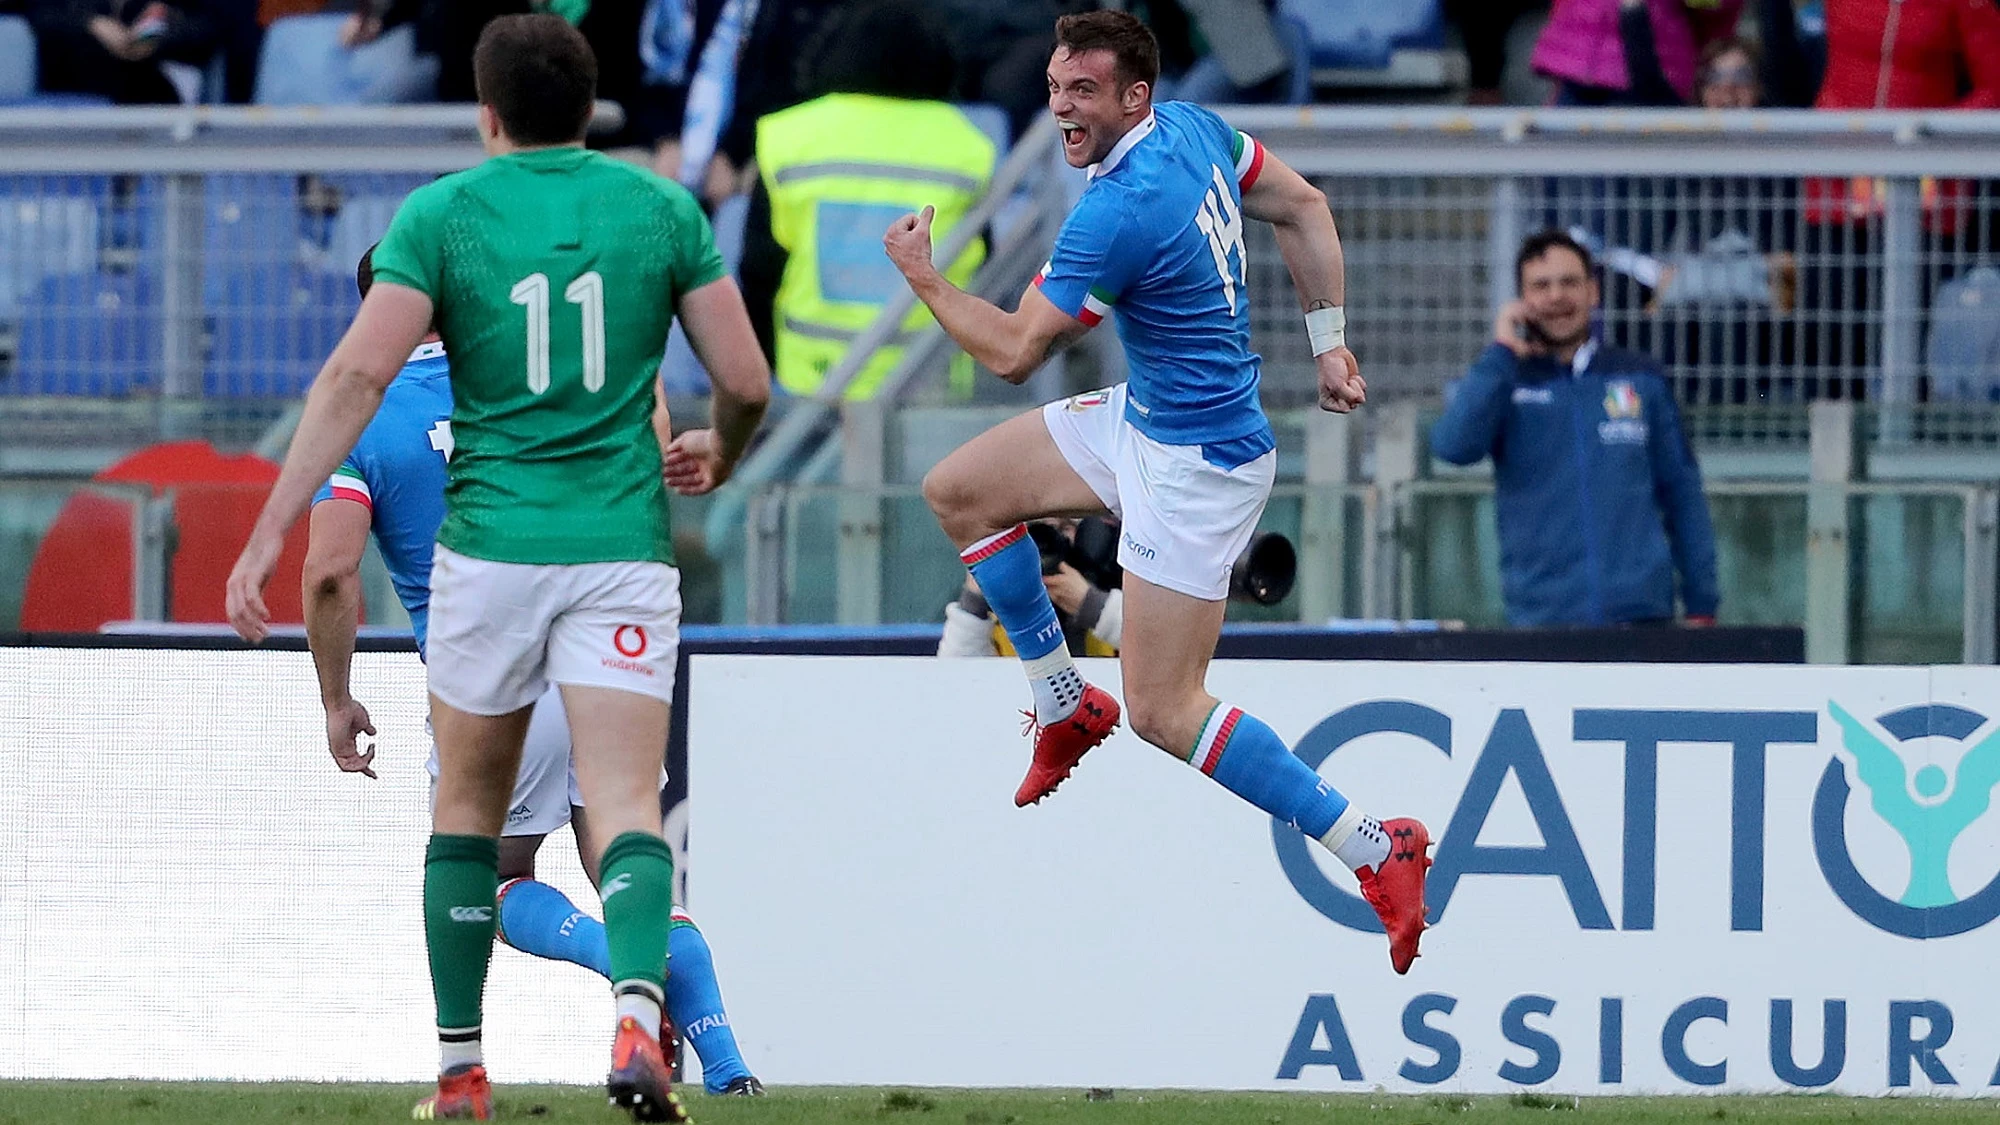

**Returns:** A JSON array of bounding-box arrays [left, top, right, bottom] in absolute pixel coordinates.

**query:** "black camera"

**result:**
[[1229, 532, 1297, 606], [1027, 519, 1296, 607]]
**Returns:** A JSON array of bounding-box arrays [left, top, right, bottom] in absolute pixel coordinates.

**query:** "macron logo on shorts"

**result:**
[[602, 624, 657, 676], [1122, 529, 1158, 561]]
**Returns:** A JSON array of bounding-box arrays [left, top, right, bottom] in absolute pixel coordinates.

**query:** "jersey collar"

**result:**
[[1087, 111, 1157, 181], [409, 341, 446, 363], [1570, 339, 1598, 376]]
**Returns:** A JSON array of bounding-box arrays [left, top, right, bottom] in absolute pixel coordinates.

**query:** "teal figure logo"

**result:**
[[1813, 703, 2000, 937]]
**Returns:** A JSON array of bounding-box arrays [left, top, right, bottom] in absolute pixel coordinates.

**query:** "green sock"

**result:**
[[424, 833, 500, 1064], [600, 831, 676, 1029]]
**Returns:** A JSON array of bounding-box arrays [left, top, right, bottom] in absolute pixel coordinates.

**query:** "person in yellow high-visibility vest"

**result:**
[[755, 0, 995, 400]]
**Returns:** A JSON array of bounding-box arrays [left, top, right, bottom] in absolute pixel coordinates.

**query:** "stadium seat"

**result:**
[[0, 16, 34, 103], [14, 270, 160, 396], [0, 194, 100, 314], [203, 263, 354, 396], [1278, 0, 1445, 69], [254, 14, 440, 105]]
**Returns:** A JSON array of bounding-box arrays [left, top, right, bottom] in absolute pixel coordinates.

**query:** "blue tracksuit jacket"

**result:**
[[1429, 342, 1720, 627]]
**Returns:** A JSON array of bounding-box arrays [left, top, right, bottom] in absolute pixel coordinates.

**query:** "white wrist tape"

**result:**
[[1306, 306, 1346, 356]]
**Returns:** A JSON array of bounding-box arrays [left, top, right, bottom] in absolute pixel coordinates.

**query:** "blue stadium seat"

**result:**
[[254, 14, 440, 105], [203, 263, 354, 396], [0, 16, 34, 103], [14, 271, 160, 396], [0, 192, 100, 314], [1278, 0, 1445, 69]]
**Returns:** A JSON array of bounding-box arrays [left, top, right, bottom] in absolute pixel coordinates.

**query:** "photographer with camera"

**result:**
[[940, 518, 1125, 658], [1431, 230, 1720, 629], [939, 516, 1300, 657]]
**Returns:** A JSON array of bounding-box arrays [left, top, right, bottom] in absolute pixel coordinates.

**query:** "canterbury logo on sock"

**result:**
[[448, 906, 493, 923], [601, 873, 634, 901]]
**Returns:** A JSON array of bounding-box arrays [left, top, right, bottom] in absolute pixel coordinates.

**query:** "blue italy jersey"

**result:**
[[1033, 100, 1274, 462], [310, 342, 453, 655]]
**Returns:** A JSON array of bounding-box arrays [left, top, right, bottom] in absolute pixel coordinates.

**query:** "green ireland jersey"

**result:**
[[369, 147, 725, 565]]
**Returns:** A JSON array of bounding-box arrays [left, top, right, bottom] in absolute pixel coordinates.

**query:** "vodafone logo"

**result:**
[[613, 626, 648, 658]]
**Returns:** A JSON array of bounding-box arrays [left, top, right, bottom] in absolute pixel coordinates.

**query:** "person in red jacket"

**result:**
[[1815, 0, 2000, 111], [1798, 0, 2000, 397]]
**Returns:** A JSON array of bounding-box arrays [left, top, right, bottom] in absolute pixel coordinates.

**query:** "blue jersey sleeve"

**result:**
[[1032, 191, 1145, 328]]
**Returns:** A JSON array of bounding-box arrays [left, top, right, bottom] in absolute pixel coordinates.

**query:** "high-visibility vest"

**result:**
[[757, 94, 995, 400]]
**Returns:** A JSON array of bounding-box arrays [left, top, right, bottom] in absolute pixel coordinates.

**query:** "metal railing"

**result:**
[[1219, 107, 2000, 419]]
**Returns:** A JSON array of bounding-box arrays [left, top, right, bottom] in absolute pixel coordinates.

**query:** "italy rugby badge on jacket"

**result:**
[[1599, 381, 1647, 444]]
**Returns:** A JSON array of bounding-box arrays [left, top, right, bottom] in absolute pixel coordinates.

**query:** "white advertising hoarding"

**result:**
[[688, 656, 2000, 1095], [0, 648, 664, 1083]]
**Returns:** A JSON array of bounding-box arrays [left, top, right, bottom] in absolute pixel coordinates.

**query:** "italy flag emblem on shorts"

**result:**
[[1066, 390, 1113, 412]]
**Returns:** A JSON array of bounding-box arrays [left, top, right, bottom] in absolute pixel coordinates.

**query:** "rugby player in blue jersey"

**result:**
[[300, 247, 764, 1095], [885, 10, 1431, 973]]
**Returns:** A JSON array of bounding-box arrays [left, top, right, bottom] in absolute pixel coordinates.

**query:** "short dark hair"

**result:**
[[356, 242, 377, 302], [806, 0, 955, 102], [1054, 10, 1160, 91], [1516, 229, 1595, 289], [473, 14, 597, 147]]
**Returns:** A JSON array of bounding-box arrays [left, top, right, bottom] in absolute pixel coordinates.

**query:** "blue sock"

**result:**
[[497, 878, 611, 977], [499, 882, 756, 1090], [1189, 705, 1353, 839], [667, 921, 755, 1094], [961, 524, 1064, 660], [961, 524, 1083, 722]]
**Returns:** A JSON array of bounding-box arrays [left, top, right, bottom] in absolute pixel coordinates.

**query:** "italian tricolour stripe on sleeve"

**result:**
[[1232, 130, 1266, 192], [325, 471, 372, 510], [1079, 287, 1112, 327]]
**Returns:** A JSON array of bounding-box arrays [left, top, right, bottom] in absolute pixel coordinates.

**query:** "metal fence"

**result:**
[[1231, 108, 2000, 420]]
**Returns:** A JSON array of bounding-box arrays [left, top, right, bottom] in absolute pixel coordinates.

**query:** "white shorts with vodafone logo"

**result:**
[[1041, 383, 1276, 602], [426, 544, 681, 715]]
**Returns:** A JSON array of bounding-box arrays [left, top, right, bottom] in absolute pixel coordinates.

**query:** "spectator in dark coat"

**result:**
[[28, 0, 217, 102], [1431, 231, 1721, 628]]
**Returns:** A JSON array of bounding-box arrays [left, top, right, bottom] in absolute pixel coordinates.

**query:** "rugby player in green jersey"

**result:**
[[225, 14, 769, 1121]]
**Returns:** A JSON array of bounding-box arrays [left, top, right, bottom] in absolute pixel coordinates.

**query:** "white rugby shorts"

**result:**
[[426, 687, 673, 838], [427, 544, 682, 714], [1041, 383, 1275, 601]]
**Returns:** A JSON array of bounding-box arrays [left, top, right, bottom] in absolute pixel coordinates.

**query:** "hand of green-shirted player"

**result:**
[[666, 276, 774, 495]]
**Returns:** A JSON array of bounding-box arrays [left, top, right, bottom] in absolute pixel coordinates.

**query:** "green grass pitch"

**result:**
[[1, 1084, 1996, 1125]]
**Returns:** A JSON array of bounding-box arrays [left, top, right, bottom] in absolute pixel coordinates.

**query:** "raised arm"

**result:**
[[1239, 146, 1365, 412], [884, 205, 1090, 384], [302, 497, 378, 777]]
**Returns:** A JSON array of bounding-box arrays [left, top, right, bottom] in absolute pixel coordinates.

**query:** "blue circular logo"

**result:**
[[1812, 703, 2000, 939]]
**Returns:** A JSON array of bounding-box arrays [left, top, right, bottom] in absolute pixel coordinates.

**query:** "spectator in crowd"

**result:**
[[752, 0, 994, 399], [1751, 0, 1823, 107], [1430, 230, 1720, 628], [1619, 0, 1772, 106], [1796, 0, 2000, 392], [941, 519, 1124, 658], [1132, 0, 1298, 106], [635, 0, 756, 198], [936, 0, 1082, 133], [720, 0, 848, 361], [1533, 0, 1744, 105], [28, 0, 217, 103], [1445, 0, 1549, 105], [1815, 0, 2000, 112]]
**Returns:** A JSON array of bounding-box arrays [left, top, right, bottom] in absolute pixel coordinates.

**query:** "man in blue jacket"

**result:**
[[1431, 230, 1720, 628]]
